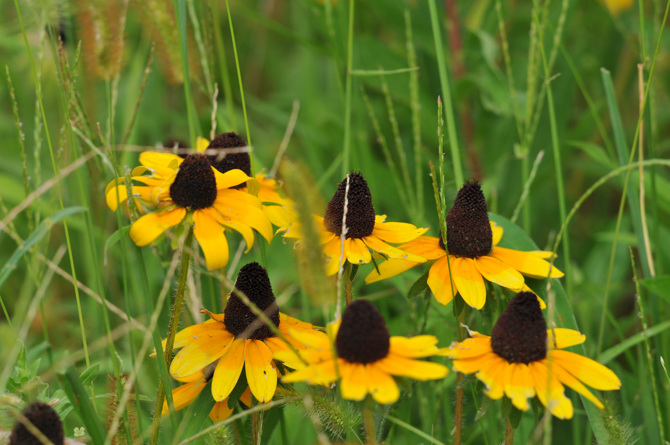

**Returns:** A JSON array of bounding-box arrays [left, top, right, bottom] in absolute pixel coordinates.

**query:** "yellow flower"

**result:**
[[366, 181, 563, 309], [276, 299, 449, 404], [443, 292, 621, 419], [196, 133, 297, 229], [601, 0, 634, 16], [160, 262, 327, 404], [106, 150, 273, 270], [280, 172, 427, 276]]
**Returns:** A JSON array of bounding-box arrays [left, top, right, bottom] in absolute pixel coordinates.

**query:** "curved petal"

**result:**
[[345, 238, 372, 265], [129, 208, 186, 247], [476, 355, 508, 400], [193, 209, 230, 270], [444, 336, 492, 360], [162, 378, 207, 414], [427, 256, 457, 306], [214, 190, 273, 242], [281, 359, 338, 385], [212, 339, 246, 401], [214, 168, 253, 190], [245, 340, 277, 403], [451, 257, 486, 309], [491, 247, 564, 279], [389, 335, 441, 358], [372, 221, 428, 244], [398, 237, 446, 260], [490, 221, 503, 246], [530, 361, 573, 419], [553, 362, 603, 409], [474, 256, 524, 292], [140, 152, 182, 173], [365, 258, 423, 283], [106, 183, 129, 211], [504, 363, 535, 411], [367, 363, 400, 404], [451, 353, 498, 374], [549, 328, 585, 349], [209, 401, 234, 422], [339, 363, 368, 401], [152, 320, 224, 356], [204, 205, 256, 252], [285, 328, 332, 350], [170, 331, 235, 378], [363, 236, 426, 263], [323, 236, 345, 276], [196, 136, 210, 153], [551, 350, 621, 390], [376, 355, 448, 380]]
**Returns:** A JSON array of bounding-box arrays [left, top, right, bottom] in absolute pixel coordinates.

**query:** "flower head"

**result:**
[[443, 292, 621, 419], [276, 299, 448, 404], [281, 172, 428, 276], [106, 151, 273, 270], [158, 262, 326, 405], [366, 181, 564, 309], [9, 401, 64, 445]]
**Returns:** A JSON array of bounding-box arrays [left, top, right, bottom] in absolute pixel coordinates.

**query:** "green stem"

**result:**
[[363, 396, 376, 445], [505, 418, 514, 445], [342, 0, 355, 176], [150, 228, 194, 445], [344, 262, 353, 307]]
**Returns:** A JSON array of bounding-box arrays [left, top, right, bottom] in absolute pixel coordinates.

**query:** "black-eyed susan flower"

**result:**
[[443, 292, 621, 419], [366, 181, 563, 309], [275, 299, 449, 404], [280, 172, 427, 276], [9, 401, 64, 445], [106, 151, 273, 270], [161, 262, 326, 405], [197, 132, 297, 229]]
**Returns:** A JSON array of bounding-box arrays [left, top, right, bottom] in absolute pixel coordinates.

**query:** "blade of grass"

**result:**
[[341, 0, 355, 176]]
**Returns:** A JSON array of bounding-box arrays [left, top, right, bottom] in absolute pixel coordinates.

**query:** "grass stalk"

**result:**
[[225, 0, 252, 147], [174, 0, 199, 148], [341, 0, 355, 176], [363, 396, 376, 445]]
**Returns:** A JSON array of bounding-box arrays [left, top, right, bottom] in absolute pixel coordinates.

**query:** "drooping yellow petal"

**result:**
[[205, 205, 256, 252], [427, 255, 457, 306], [162, 378, 207, 414], [389, 335, 441, 358], [553, 362, 603, 409], [170, 331, 235, 378], [451, 353, 498, 374], [212, 339, 246, 401], [209, 401, 234, 422], [281, 359, 338, 385], [451, 257, 486, 309], [530, 361, 573, 419], [365, 258, 423, 283], [552, 350, 621, 390], [129, 208, 187, 246], [214, 190, 273, 242], [193, 209, 230, 270], [245, 340, 277, 403], [367, 363, 400, 404], [363, 236, 426, 263], [491, 247, 564, 279], [548, 328, 585, 349], [214, 168, 252, 190], [339, 363, 368, 401], [443, 336, 492, 359], [376, 355, 448, 380], [345, 238, 372, 265], [372, 221, 428, 244], [398, 236, 446, 260], [477, 355, 507, 400], [503, 363, 535, 411], [151, 320, 223, 357], [474, 256, 524, 292], [106, 183, 129, 211], [323, 236, 345, 276], [285, 328, 331, 350]]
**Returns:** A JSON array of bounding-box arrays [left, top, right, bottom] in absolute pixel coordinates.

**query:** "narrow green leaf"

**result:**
[[79, 363, 100, 387], [407, 270, 429, 299], [103, 225, 131, 265], [59, 367, 107, 444]]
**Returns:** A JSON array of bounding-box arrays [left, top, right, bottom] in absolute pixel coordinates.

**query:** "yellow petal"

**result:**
[[214, 168, 252, 190], [197, 136, 210, 153], [491, 247, 564, 279], [323, 236, 345, 276], [140, 152, 182, 173], [397, 236, 446, 260], [245, 340, 277, 403], [551, 350, 621, 390], [389, 335, 441, 358], [444, 336, 492, 359], [548, 328, 585, 349], [477, 355, 507, 400], [367, 363, 400, 404], [530, 361, 573, 419], [365, 258, 422, 283], [281, 359, 338, 385], [214, 190, 274, 243], [451, 257, 486, 309], [286, 328, 331, 350], [170, 331, 235, 378], [345, 238, 372, 265], [372, 221, 429, 244], [474, 256, 524, 292], [363, 236, 426, 263], [490, 221, 503, 246], [375, 355, 448, 380], [151, 320, 224, 357], [212, 339, 246, 401], [129, 208, 187, 247], [451, 353, 496, 375], [553, 362, 603, 409], [193, 209, 230, 270], [504, 363, 534, 411], [339, 363, 368, 401], [427, 255, 457, 306], [209, 401, 234, 422], [162, 378, 207, 414], [106, 183, 129, 211]]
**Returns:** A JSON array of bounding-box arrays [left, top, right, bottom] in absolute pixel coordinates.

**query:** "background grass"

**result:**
[[1, 0, 669, 443]]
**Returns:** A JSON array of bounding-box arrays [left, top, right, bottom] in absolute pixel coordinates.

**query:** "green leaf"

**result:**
[[59, 367, 107, 445], [639, 276, 670, 304], [180, 380, 217, 441], [260, 406, 283, 444], [407, 269, 429, 299], [567, 140, 617, 170], [103, 225, 131, 265], [227, 368, 248, 409], [79, 363, 100, 387]]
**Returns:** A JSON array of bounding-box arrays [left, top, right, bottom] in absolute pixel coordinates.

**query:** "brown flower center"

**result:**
[[10, 402, 64, 445], [224, 262, 280, 340], [445, 181, 492, 258], [324, 172, 376, 239], [206, 132, 252, 185], [335, 299, 390, 364], [490, 292, 547, 364], [169, 154, 218, 210]]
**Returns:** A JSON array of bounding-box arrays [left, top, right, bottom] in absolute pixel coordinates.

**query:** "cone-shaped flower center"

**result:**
[[10, 402, 64, 445], [206, 132, 252, 177], [444, 181, 492, 258], [324, 172, 376, 239], [490, 292, 547, 364], [224, 262, 280, 340], [335, 299, 390, 364], [169, 154, 218, 210]]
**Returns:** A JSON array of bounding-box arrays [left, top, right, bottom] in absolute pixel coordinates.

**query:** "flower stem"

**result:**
[[363, 396, 376, 445], [251, 408, 264, 445], [505, 418, 514, 445], [453, 373, 464, 445], [344, 262, 353, 306], [150, 228, 194, 445]]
